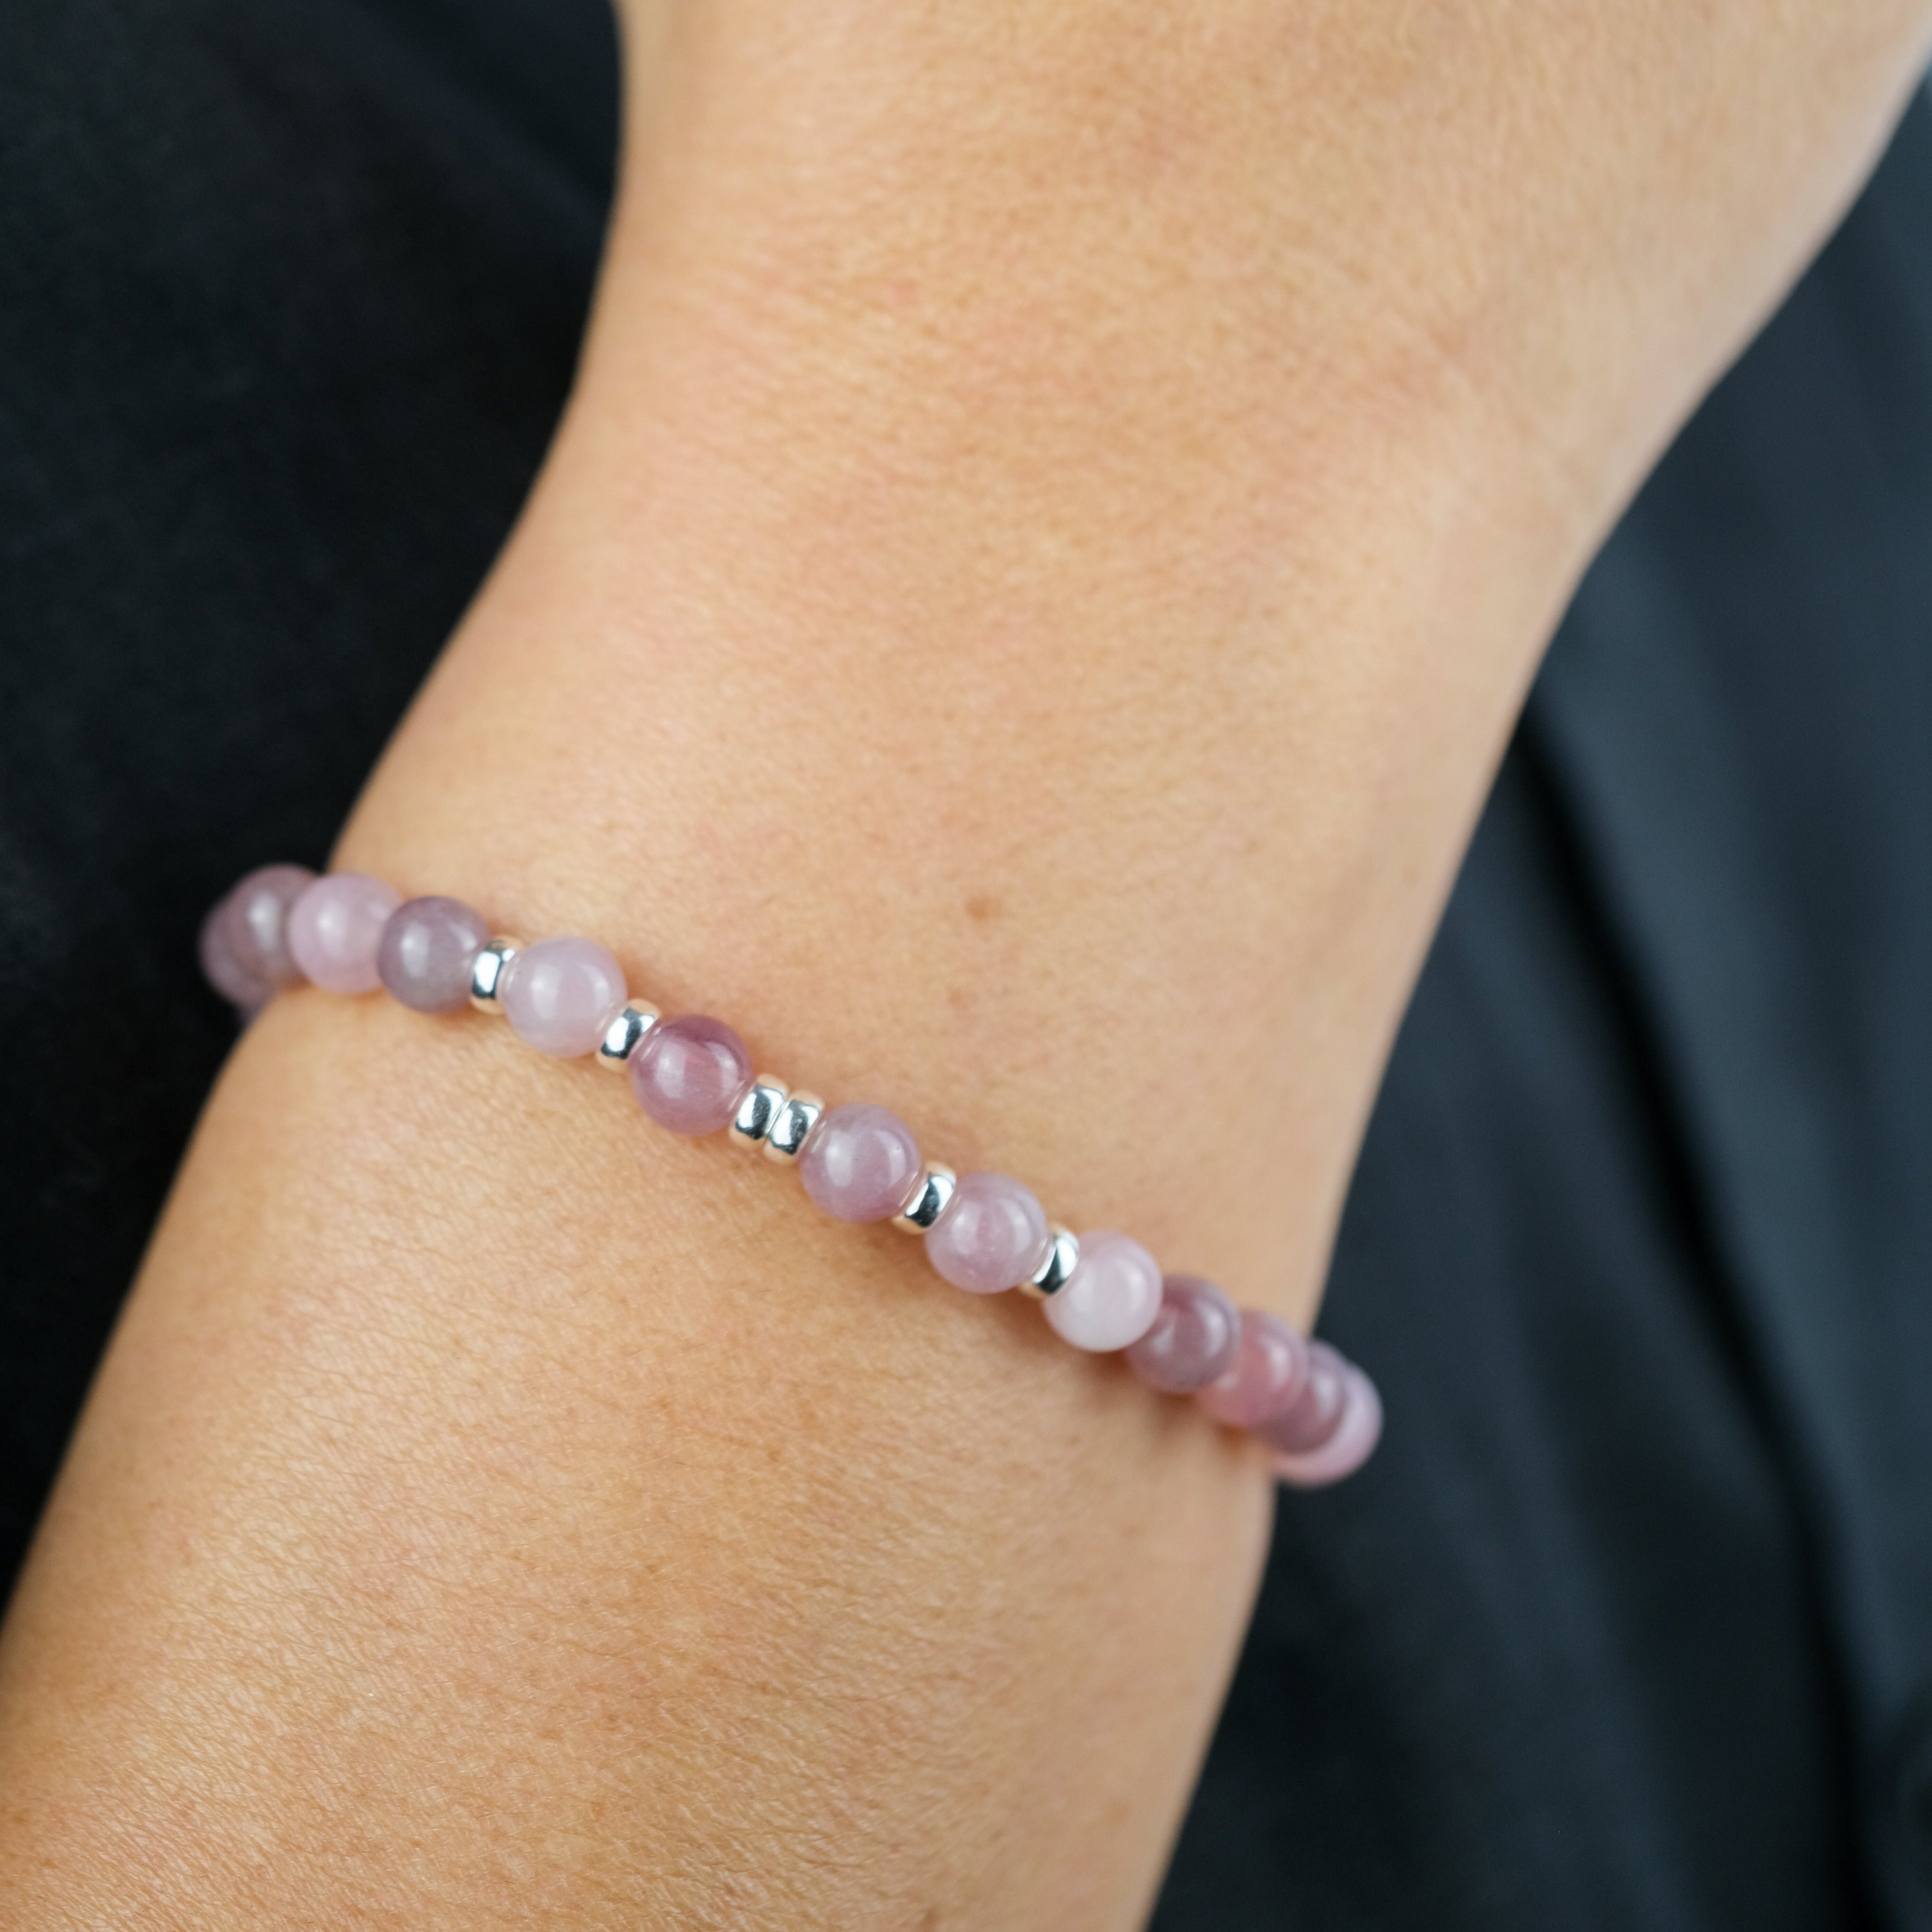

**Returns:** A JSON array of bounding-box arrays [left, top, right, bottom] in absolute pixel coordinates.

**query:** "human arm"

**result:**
[[1, 2, 1928, 1925]]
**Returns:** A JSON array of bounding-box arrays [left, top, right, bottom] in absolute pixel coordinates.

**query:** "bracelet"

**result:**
[[200, 864, 1383, 1488]]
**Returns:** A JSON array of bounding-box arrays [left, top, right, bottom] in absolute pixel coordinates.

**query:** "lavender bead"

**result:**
[[1043, 1230, 1163, 1352], [799, 1103, 924, 1222], [377, 895, 491, 1013], [629, 1013, 754, 1135], [1254, 1338, 1350, 1454], [287, 872, 401, 994], [923, 1171, 1050, 1295], [500, 935, 629, 1057], [1126, 1275, 1241, 1394], [1270, 1364, 1383, 1487], [198, 863, 315, 1009], [1196, 1312, 1309, 1429]]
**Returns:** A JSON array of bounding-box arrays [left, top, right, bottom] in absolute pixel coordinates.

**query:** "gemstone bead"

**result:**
[[1043, 1230, 1163, 1352], [1196, 1311, 1309, 1428], [1254, 1338, 1349, 1453], [798, 1103, 924, 1222], [629, 1013, 755, 1135], [377, 896, 491, 1013], [923, 1171, 1050, 1295], [287, 872, 401, 994], [1126, 1274, 1241, 1394], [1269, 1363, 1382, 1487], [499, 935, 628, 1057], [198, 863, 315, 1009]]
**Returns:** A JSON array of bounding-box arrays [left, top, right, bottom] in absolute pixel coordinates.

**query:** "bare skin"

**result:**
[[2, 2, 1928, 1925]]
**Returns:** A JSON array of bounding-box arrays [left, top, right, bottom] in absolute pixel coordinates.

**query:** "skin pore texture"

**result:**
[[3, 2, 1932, 1925]]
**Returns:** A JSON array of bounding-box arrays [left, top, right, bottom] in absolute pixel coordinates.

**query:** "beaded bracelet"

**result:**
[[200, 863, 1383, 1487]]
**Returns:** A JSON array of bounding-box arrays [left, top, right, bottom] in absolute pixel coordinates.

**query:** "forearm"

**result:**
[[3, 1, 1928, 1925]]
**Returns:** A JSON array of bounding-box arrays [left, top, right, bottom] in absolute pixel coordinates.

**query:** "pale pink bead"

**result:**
[[1269, 1364, 1383, 1487], [1254, 1338, 1349, 1454], [1043, 1230, 1162, 1352], [799, 1103, 924, 1222], [924, 1171, 1050, 1294], [199, 863, 315, 1008], [287, 872, 401, 994], [629, 1013, 754, 1135], [499, 935, 628, 1057], [1126, 1275, 1241, 1394], [1196, 1312, 1309, 1428]]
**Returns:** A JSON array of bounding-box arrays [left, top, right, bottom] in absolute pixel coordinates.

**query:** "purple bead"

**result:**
[[287, 872, 401, 994], [629, 1013, 754, 1135], [1269, 1362, 1383, 1488], [923, 1171, 1050, 1295], [1254, 1338, 1349, 1454], [1126, 1274, 1241, 1394], [1043, 1230, 1163, 1353], [377, 896, 491, 1013], [198, 863, 315, 1009], [798, 1103, 924, 1222], [1196, 1312, 1309, 1429], [499, 935, 628, 1057]]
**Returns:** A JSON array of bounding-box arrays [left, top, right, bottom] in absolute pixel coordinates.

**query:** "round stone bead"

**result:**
[[1254, 1338, 1350, 1454], [1043, 1230, 1163, 1353], [198, 863, 315, 1009], [287, 872, 401, 994], [499, 936, 628, 1057], [1126, 1274, 1241, 1394], [1269, 1362, 1383, 1488], [629, 1012, 755, 1136], [798, 1103, 924, 1223], [377, 896, 491, 1013], [923, 1171, 1050, 1295], [1195, 1311, 1309, 1429]]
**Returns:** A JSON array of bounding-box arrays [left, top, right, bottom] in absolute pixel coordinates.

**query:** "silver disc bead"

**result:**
[[892, 1163, 957, 1234], [597, 1003, 661, 1070], [730, 1076, 791, 1149], [1017, 1224, 1079, 1299], [763, 1090, 824, 1164], [468, 937, 523, 1012]]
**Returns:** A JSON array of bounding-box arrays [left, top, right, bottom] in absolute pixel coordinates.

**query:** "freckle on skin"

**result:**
[[964, 894, 1001, 924]]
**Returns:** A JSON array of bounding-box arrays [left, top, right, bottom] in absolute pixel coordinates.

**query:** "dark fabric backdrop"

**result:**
[[3, 6, 1929, 1926]]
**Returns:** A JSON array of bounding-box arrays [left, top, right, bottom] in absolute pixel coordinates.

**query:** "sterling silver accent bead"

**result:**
[[597, 1003, 661, 1070], [731, 1076, 790, 1149], [468, 937, 523, 1012], [1017, 1224, 1079, 1299], [892, 1163, 956, 1234], [763, 1090, 824, 1163]]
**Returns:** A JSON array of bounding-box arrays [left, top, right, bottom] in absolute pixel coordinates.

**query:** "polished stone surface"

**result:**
[[287, 871, 400, 995], [198, 862, 316, 1009], [1127, 1274, 1242, 1394], [1043, 1229, 1163, 1352], [1254, 1338, 1350, 1454], [1268, 1363, 1382, 1487], [799, 1102, 924, 1222], [924, 1170, 1050, 1294], [1195, 1311, 1309, 1429], [500, 934, 628, 1057], [629, 1012, 755, 1135], [378, 895, 490, 1013]]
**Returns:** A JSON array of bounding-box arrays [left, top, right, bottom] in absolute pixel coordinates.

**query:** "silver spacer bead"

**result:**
[[597, 1003, 661, 1071], [730, 1076, 791, 1149], [892, 1163, 956, 1234], [468, 937, 523, 1012], [763, 1090, 824, 1164], [1017, 1224, 1079, 1299]]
